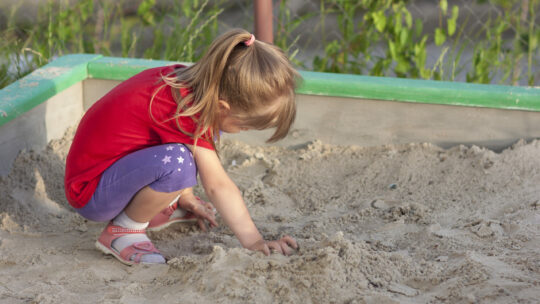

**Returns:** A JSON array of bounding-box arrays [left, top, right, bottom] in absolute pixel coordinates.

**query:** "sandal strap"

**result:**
[[119, 241, 161, 263], [106, 224, 146, 235], [163, 204, 177, 216], [98, 223, 148, 250]]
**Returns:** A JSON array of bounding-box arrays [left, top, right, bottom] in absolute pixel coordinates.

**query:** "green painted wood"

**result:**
[[87, 57, 190, 80], [88, 56, 540, 112], [296, 71, 540, 111], [0, 54, 103, 127]]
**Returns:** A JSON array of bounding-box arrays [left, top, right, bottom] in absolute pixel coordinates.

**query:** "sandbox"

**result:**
[[0, 55, 539, 303]]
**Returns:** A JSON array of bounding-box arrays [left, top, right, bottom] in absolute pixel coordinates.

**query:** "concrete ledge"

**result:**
[[0, 54, 102, 127], [0, 82, 84, 174], [233, 94, 540, 150], [2, 54, 540, 129]]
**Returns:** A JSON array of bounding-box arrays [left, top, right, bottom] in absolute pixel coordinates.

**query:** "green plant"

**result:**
[[429, 0, 461, 80], [0, 0, 118, 89], [0, 0, 537, 89], [312, 0, 368, 74], [312, 0, 432, 79], [369, 1, 432, 79], [142, 0, 223, 62], [301, 0, 537, 85], [464, 0, 539, 85], [0, 0, 225, 89], [275, 0, 314, 66], [0, 2, 41, 87]]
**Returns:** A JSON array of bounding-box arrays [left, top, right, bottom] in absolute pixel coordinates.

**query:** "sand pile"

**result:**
[[0, 128, 538, 303]]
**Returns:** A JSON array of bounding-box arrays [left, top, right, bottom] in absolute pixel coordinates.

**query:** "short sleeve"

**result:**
[[149, 95, 214, 150]]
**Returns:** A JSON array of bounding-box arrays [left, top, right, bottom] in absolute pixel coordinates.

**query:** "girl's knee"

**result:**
[[155, 144, 196, 173], [150, 144, 197, 192], [76, 204, 121, 223]]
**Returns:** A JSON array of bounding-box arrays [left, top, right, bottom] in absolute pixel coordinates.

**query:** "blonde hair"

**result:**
[[154, 28, 300, 150]]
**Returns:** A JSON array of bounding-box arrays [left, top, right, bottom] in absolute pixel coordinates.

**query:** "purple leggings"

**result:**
[[76, 144, 197, 222]]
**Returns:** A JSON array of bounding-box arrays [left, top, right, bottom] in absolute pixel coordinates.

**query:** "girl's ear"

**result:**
[[218, 100, 231, 114]]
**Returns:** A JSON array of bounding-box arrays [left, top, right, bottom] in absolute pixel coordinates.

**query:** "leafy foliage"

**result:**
[[0, 0, 222, 89], [0, 0, 538, 89], [305, 0, 538, 85]]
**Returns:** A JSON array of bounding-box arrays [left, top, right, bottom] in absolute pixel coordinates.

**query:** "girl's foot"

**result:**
[[147, 201, 197, 231], [148, 197, 215, 231], [95, 221, 165, 265]]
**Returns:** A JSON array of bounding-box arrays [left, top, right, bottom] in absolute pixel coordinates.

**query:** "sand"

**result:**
[[0, 127, 539, 304]]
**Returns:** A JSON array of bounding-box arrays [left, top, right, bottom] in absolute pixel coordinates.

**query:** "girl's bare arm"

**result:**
[[188, 145, 264, 249]]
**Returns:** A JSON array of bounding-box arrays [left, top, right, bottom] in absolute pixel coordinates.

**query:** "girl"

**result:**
[[65, 29, 299, 265]]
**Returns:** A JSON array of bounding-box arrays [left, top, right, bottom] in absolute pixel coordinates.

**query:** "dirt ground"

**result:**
[[0, 127, 539, 303]]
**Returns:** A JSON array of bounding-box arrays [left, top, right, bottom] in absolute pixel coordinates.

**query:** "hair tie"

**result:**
[[244, 34, 255, 46]]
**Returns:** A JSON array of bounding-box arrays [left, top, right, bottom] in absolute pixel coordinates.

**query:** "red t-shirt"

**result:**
[[65, 65, 213, 208]]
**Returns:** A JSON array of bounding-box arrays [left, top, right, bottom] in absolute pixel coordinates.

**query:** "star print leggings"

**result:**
[[76, 144, 197, 222]]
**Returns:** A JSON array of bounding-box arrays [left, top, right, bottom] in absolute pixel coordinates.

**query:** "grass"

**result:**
[[306, 0, 539, 85], [0, 0, 538, 89], [0, 0, 223, 89]]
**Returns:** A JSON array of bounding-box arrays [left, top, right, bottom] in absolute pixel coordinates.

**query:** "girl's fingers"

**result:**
[[197, 218, 207, 232], [268, 242, 284, 255], [261, 243, 271, 256], [281, 235, 298, 249], [279, 241, 292, 256], [205, 202, 217, 214], [195, 202, 216, 217], [180, 198, 218, 231], [195, 205, 218, 228], [203, 207, 217, 226], [205, 204, 216, 214], [198, 197, 216, 211], [206, 214, 218, 228]]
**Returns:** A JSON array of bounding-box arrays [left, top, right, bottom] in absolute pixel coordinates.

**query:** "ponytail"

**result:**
[[159, 28, 300, 150]]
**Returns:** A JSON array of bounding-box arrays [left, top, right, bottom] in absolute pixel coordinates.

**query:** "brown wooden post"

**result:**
[[254, 0, 274, 44]]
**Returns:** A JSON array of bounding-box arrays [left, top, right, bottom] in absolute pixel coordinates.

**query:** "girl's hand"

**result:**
[[248, 236, 298, 256], [178, 195, 218, 231]]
